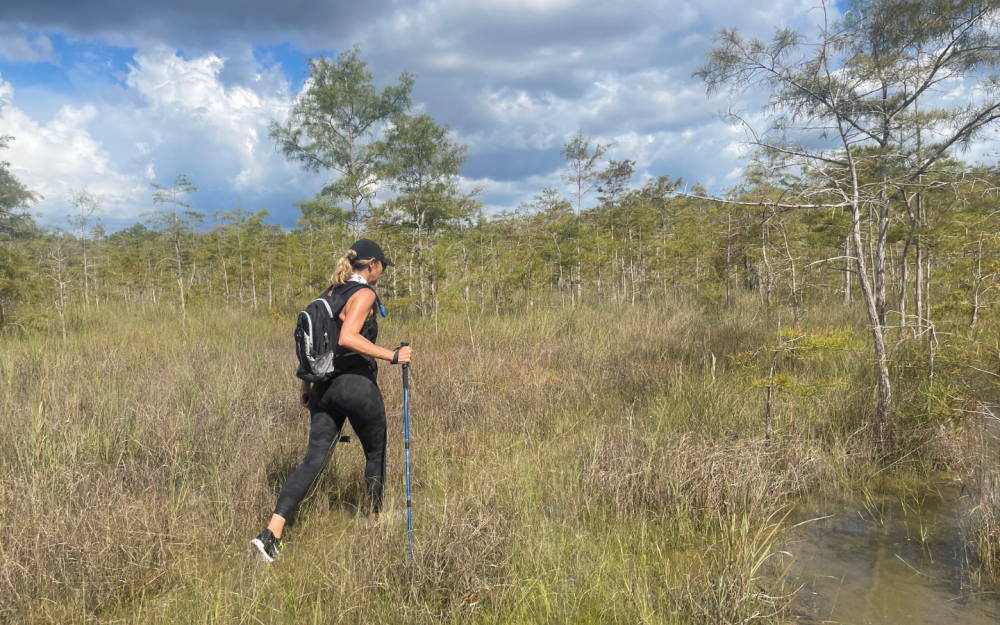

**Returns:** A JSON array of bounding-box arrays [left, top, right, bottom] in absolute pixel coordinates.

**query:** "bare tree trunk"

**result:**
[[596, 226, 602, 302], [250, 259, 258, 312], [765, 350, 777, 441], [82, 247, 89, 307], [726, 213, 733, 307], [927, 256, 935, 414], [845, 234, 853, 303], [576, 257, 581, 306], [146, 257, 154, 308], [219, 247, 230, 311], [926, 254, 931, 330], [351, 197, 360, 241], [570, 263, 576, 308], [762, 222, 772, 308], [461, 245, 475, 351], [914, 97, 924, 334], [574, 182, 582, 308], [852, 202, 892, 439], [307, 229, 314, 292], [559, 261, 565, 309], [915, 237, 923, 333], [417, 220, 427, 316], [237, 229, 245, 305], [630, 258, 636, 306], [492, 238, 500, 315], [51, 246, 70, 345], [971, 233, 984, 328], [57, 291, 67, 345], [188, 258, 197, 304], [621, 257, 628, 304], [781, 226, 799, 323], [463, 246, 470, 302], [284, 246, 292, 306], [392, 250, 398, 299], [661, 218, 669, 298], [899, 248, 908, 331], [876, 159, 890, 328], [174, 234, 186, 322], [868, 205, 877, 294], [433, 280, 439, 336]]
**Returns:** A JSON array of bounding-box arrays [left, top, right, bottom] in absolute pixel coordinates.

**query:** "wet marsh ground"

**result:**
[[783, 480, 1000, 623], [0, 293, 996, 623]]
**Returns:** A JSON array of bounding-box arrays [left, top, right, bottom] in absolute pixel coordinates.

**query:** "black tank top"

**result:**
[[331, 281, 379, 375]]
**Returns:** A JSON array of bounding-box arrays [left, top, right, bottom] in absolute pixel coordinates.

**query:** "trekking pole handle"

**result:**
[[399, 342, 409, 388]]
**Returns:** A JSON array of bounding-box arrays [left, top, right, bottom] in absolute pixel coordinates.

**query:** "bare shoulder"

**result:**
[[342, 287, 376, 316], [347, 287, 376, 307], [340, 286, 376, 322]]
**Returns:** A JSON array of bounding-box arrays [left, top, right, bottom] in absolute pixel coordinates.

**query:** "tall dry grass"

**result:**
[[0, 293, 974, 623]]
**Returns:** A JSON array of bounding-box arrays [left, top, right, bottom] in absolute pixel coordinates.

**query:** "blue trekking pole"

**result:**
[[400, 342, 414, 562]]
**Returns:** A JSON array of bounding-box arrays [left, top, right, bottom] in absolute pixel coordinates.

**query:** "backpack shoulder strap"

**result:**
[[313, 296, 335, 318], [327, 282, 376, 317]]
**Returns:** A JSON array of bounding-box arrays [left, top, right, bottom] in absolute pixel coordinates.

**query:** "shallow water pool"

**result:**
[[781, 483, 1000, 624]]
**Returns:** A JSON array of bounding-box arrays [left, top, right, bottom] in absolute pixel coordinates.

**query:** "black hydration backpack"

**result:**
[[294, 281, 381, 383]]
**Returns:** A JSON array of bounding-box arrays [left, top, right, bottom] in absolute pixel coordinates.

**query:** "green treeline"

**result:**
[[10, 151, 994, 335]]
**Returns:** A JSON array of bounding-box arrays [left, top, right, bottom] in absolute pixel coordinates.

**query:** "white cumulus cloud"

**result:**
[[0, 75, 141, 220], [0, 47, 314, 225], [125, 46, 294, 192]]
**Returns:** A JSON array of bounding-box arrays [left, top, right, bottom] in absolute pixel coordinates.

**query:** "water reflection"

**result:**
[[781, 483, 1000, 624]]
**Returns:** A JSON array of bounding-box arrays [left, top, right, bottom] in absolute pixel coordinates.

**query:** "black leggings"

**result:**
[[274, 370, 387, 518]]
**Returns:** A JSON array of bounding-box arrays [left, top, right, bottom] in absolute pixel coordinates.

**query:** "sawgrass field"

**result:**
[[0, 292, 992, 623]]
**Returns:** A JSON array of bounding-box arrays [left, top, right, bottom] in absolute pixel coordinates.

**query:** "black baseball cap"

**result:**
[[350, 238, 395, 267]]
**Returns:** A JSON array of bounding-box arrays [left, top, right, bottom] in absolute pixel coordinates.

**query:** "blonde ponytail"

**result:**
[[330, 249, 374, 286]]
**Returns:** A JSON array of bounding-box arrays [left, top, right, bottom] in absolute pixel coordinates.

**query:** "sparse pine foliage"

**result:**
[[268, 46, 413, 240]]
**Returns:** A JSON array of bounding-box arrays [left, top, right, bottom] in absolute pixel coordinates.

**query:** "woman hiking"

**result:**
[[252, 238, 412, 563]]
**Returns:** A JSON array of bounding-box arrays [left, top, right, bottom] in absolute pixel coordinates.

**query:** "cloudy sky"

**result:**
[[0, 0, 841, 230]]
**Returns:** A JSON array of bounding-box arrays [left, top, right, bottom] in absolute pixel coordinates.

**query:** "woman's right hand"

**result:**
[[395, 346, 412, 365]]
